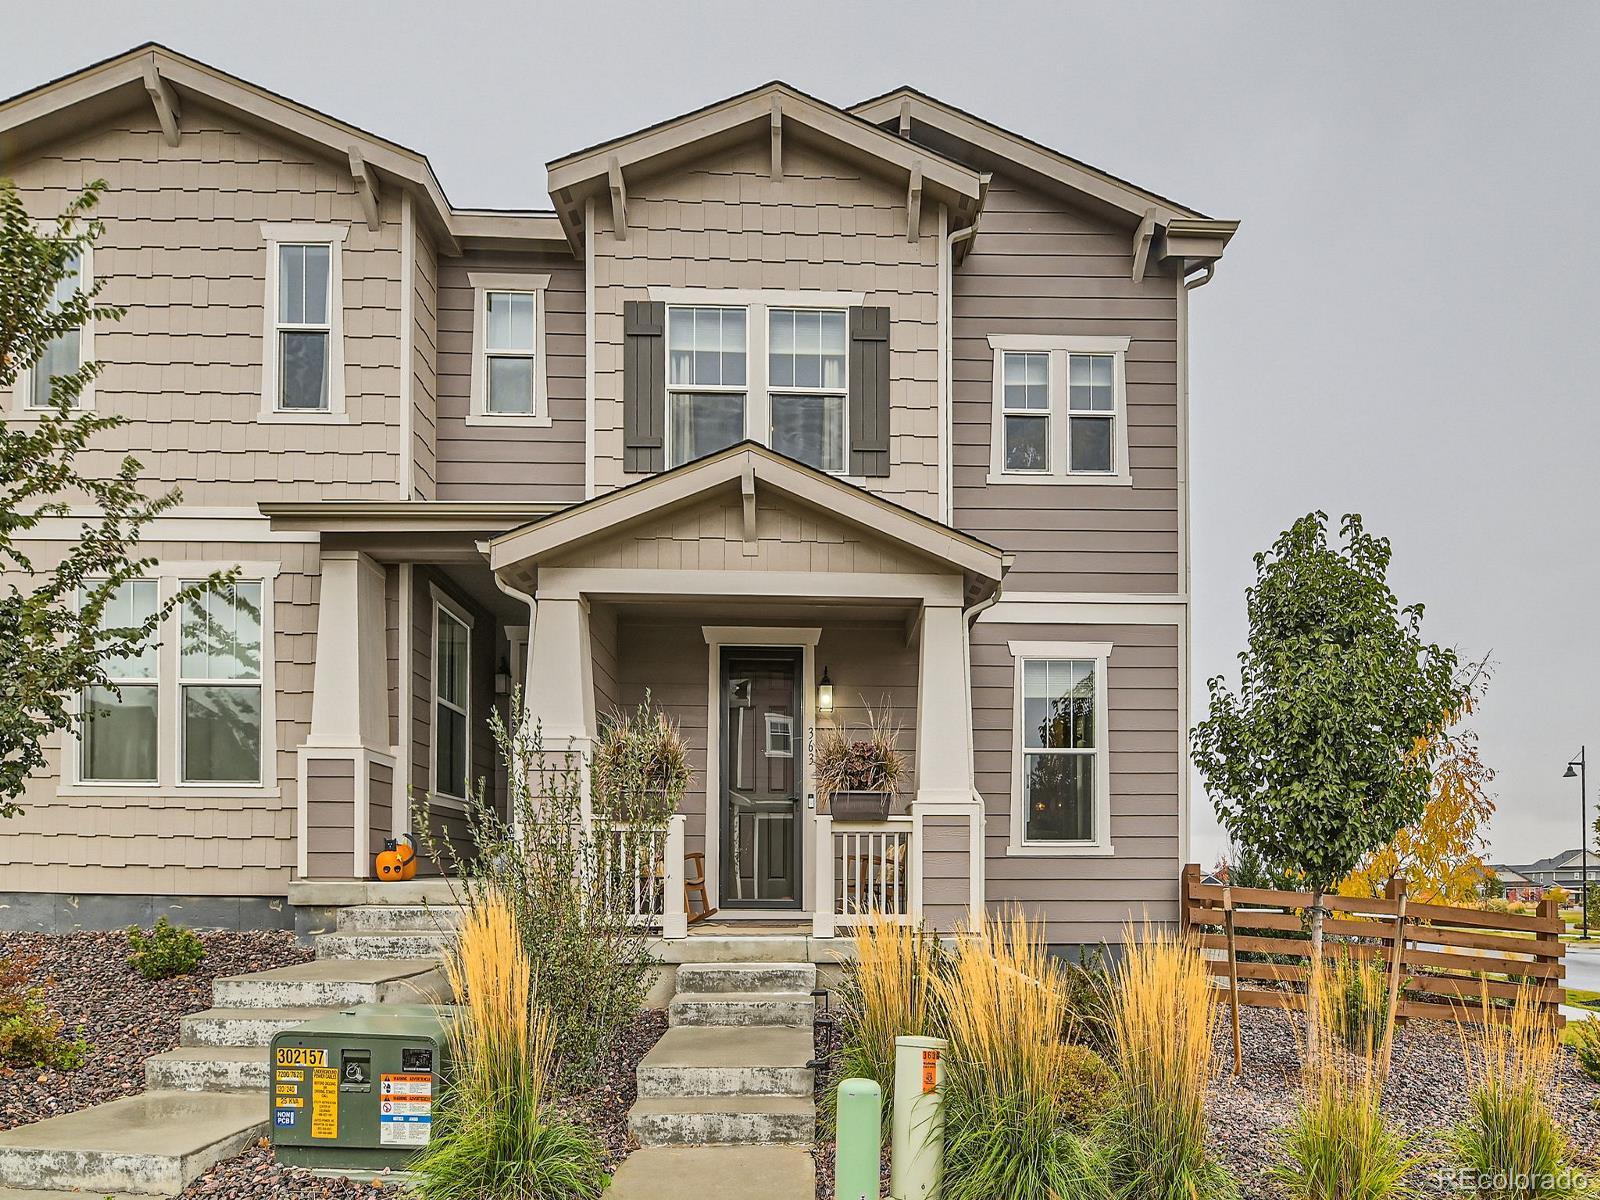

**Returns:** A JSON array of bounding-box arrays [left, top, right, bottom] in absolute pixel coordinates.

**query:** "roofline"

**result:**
[[260, 499, 562, 535], [849, 85, 1222, 227]]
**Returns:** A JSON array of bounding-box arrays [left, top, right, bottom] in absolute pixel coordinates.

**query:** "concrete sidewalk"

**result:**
[[609, 1146, 815, 1200]]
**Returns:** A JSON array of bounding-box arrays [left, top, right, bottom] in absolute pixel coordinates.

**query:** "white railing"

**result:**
[[603, 814, 687, 939], [811, 813, 917, 938]]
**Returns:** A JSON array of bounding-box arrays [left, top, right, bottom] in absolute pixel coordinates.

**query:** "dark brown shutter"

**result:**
[[848, 305, 891, 477], [623, 300, 666, 473]]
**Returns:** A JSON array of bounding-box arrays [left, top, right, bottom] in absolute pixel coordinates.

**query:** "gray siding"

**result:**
[[411, 223, 440, 498], [305, 758, 355, 880], [921, 813, 973, 932], [433, 249, 587, 502], [368, 760, 394, 863], [952, 173, 1181, 593], [972, 620, 1181, 946]]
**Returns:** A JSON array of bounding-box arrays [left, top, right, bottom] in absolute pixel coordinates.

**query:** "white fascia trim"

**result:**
[[11, 240, 96, 417], [980, 597, 1187, 626], [648, 287, 867, 308], [987, 334, 1133, 487], [701, 625, 822, 647], [584, 196, 597, 500], [1004, 639, 1115, 858], [467, 272, 553, 428], [259, 222, 350, 422]]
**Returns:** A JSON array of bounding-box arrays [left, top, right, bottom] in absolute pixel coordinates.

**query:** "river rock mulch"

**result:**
[[0, 929, 309, 1131]]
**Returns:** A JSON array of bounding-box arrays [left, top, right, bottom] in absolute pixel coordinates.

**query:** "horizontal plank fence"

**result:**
[[1180, 864, 1567, 1027]]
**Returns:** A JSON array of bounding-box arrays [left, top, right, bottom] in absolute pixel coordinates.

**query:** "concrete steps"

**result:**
[[669, 991, 815, 1028], [637, 1026, 812, 1098], [179, 1005, 328, 1048], [144, 1046, 267, 1093], [314, 930, 452, 960], [334, 903, 465, 933], [675, 962, 815, 994], [0, 1091, 264, 1196], [212, 958, 446, 1008], [627, 1097, 813, 1147]]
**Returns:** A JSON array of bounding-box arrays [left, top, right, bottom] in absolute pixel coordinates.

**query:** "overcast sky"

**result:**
[[5, 1, 1598, 869]]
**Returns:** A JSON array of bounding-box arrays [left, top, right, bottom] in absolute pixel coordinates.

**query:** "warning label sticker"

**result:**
[[378, 1073, 433, 1146], [310, 1067, 339, 1139], [921, 1049, 940, 1094]]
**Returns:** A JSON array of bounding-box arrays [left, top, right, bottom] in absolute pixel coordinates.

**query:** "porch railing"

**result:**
[[812, 813, 917, 938], [602, 814, 688, 940]]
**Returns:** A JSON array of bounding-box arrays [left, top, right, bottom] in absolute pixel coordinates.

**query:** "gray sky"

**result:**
[[5, 0, 1598, 869]]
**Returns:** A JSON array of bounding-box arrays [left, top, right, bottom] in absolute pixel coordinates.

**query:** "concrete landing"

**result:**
[[0, 1091, 265, 1195], [608, 1145, 814, 1200]]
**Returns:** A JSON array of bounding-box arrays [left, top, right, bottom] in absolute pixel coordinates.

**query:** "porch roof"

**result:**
[[487, 442, 1009, 604]]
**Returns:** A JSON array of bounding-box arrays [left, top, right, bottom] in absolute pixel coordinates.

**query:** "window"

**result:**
[[768, 308, 846, 472], [260, 224, 347, 420], [468, 272, 551, 425], [433, 601, 471, 801], [80, 580, 159, 783], [988, 336, 1131, 485], [180, 582, 264, 784], [15, 247, 93, 414], [667, 306, 747, 467], [1008, 642, 1113, 855]]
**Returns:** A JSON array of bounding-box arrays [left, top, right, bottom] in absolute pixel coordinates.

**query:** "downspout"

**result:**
[[488, 554, 537, 841], [960, 572, 1006, 923]]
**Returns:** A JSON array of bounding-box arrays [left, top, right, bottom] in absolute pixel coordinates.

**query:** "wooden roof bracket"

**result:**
[[348, 147, 383, 231], [1131, 207, 1158, 282], [142, 60, 181, 147], [770, 96, 783, 181], [907, 160, 923, 243], [608, 156, 628, 242], [740, 462, 758, 555]]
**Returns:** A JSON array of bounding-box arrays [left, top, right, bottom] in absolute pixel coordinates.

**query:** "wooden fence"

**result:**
[[1180, 864, 1568, 1027]]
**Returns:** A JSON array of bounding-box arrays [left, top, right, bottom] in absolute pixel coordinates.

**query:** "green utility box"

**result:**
[[269, 1003, 457, 1172]]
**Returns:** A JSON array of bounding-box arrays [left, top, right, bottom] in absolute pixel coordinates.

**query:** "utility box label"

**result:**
[[921, 1049, 940, 1094], [276, 1047, 328, 1068], [378, 1073, 433, 1146], [310, 1067, 340, 1139]]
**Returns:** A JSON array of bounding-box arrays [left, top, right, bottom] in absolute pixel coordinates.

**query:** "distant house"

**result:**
[[1488, 864, 1540, 903], [1493, 850, 1593, 902]]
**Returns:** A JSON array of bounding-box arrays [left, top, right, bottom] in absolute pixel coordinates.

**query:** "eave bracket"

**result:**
[[142, 61, 181, 148], [906, 160, 923, 243], [608, 156, 629, 242], [348, 147, 382, 232], [1131, 208, 1159, 282]]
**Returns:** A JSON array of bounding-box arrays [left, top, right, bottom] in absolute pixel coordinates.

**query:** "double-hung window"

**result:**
[[261, 224, 347, 419], [468, 272, 551, 424], [1008, 642, 1112, 855], [80, 579, 159, 783], [667, 306, 747, 468], [768, 308, 847, 473], [989, 336, 1131, 484], [16, 248, 92, 413], [433, 599, 472, 801], [180, 582, 265, 784]]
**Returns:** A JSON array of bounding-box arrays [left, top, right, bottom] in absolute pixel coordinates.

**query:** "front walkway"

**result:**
[[610, 1145, 815, 1200]]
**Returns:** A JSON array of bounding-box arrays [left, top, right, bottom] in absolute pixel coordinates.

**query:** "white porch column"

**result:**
[[524, 596, 596, 751]]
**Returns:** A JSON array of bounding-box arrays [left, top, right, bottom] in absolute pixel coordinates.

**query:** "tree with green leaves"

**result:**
[[1191, 512, 1462, 975], [0, 179, 230, 818]]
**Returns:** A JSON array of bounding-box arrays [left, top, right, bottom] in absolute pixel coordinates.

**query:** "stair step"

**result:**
[[212, 958, 447, 1009], [180, 1006, 326, 1048], [627, 1096, 813, 1147], [144, 1046, 269, 1093], [665, 936, 813, 964], [669, 991, 814, 1029], [0, 1091, 265, 1195], [675, 962, 816, 995], [314, 931, 450, 960], [638, 1026, 813, 1098], [334, 904, 466, 934]]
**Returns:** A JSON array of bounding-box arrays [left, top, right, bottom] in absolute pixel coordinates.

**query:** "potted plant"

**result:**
[[816, 706, 905, 821], [592, 693, 690, 827]]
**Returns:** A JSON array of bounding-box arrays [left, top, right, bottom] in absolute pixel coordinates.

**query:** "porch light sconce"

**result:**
[[818, 667, 834, 716]]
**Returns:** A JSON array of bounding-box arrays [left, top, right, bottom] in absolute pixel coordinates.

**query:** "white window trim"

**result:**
[[429, 585, 475, 804], [987, 335, 1132, 486], [468, 271, 552, 427], [648, 288, 866, 477], [1006, 639, 1114, 857], [259, 223, 350, 424], [11, 242, 95, 417], [60, 563, 281, 799]]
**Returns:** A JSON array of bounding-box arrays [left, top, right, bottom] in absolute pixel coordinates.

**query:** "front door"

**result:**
[[720, 648, 803, 909]]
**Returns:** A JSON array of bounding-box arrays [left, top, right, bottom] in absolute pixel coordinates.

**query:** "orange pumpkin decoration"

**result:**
[[375, 834, 418, 881]]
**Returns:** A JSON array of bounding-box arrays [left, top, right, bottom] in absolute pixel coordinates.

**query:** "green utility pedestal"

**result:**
[[269, 1003, 457, 1173], [835, 1077, 883, 1200]]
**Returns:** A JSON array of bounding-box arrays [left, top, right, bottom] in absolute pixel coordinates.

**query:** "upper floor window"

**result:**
[[988, 336, 1131, 485], [260, 224, 348, 422], [667, 306, 747, 468], [1008, 641, 1113, 856], [14, 248, 93, 414], [469, 272, 551, 426], [768, 308, 846, 473]]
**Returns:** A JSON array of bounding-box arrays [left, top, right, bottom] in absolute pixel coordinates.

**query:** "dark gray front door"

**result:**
[[720, 648, 803, 909]]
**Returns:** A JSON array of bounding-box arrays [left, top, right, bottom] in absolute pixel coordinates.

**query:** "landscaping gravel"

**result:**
[[0, 929, 309, 1131], [565, 1007, 669, 1165]]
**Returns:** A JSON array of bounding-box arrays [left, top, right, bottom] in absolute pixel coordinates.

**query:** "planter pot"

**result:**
[[827, 790, 894, 821]]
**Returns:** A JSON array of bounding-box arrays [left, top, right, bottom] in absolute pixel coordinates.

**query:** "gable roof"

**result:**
[[545, 81, 987, 252], [488, 441, 1008, 600], [0, 43, 568, 253], [851, 86, 1237, 267]]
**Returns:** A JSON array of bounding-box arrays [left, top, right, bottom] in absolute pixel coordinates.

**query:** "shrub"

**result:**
[[126, 916, 206, 980], [422, 694, 665, 1083], [1060, 1042, 1116, 1131], [591, 692, 690, 826], [933, 912, 1100, 1200], [1272, 959, 1415, 1200], [1060, 944, 1114, 1055], [1330, 950, 1393, 1054], [833, 912, 942, 1121], [1568, 1016, 1600, 1084], [1100, 921, 1236, 1200], [0, 956, 91, 1070], [815, 705, 905, 803], [410, 889, 608, 1200], [1451, 988, 1588, 1198]]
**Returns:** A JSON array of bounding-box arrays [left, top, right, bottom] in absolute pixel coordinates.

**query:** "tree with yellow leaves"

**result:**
[[1340, 662, 1495, 904]]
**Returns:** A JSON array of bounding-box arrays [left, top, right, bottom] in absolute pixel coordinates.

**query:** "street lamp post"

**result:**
[[1565, 748, 1589, 940]]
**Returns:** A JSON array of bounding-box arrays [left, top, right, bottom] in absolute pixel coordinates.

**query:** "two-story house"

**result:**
[[0, 45, 1235, 949]]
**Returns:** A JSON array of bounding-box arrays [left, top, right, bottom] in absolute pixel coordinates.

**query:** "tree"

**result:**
[[1191, 512, 1462, 976], [1339, 661, 1496, 904], [0, 180, 229, 818]]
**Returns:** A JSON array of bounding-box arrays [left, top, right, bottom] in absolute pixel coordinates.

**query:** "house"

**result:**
[[1508, 850, 1593, 897], [0, 44, 1236, 951], [1487, 864, 1541, 904]]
